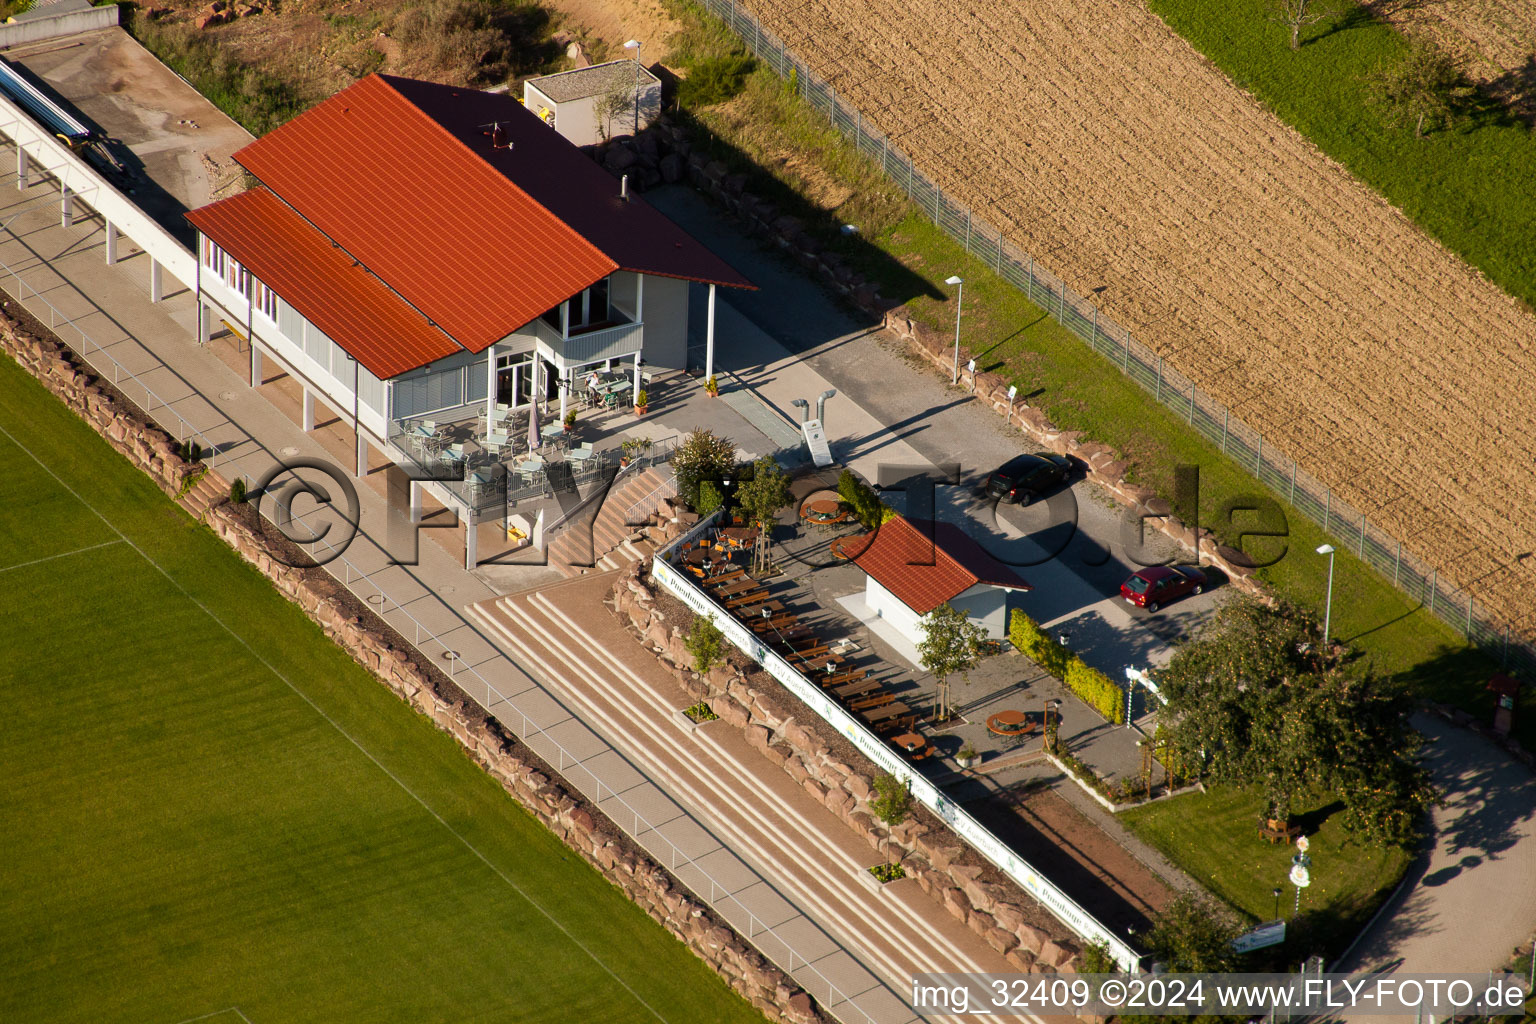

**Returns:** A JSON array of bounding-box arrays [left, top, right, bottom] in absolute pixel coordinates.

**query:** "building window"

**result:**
[[253, 280, 278, 321], [203, 237, 226, 279]]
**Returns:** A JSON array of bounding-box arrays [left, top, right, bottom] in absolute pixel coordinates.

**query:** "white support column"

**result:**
[[632, 351, 642, 407], [409, 480, 422, 523], [149, 259, 163, 303], [560, 300, 569, 340], [302, 388, 316, 432], [355, 432, 367, 478], [464, 515, 478, 570], [250, 343, 262, 386], [104, 220, 118, 265], [557, 354, 568, 421], [60, 184, 71, 228], [635, 273, 644, 322], [705, 282, 716, 382], [485, 342, 496, 424], [197, 301, 210, 346], [17, 148, 27, 190], [510, 361, 520, 411]]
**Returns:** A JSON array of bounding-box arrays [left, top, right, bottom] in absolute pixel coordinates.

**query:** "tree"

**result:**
[[684, 615, 724, 675], [1266, 0, 1343, 51], [1366, 39, 1473, 137], [593, 80, 632, 142], [671, 427, 736, 511], [869, 772, 911, 826], [1157, 598, 1435, 846], [1143, 893, 1241, 972], [836, 469, 886, 529], [737, 456, 791, 573], [918, 602, 986, 722], [696, 480, 724, 517]]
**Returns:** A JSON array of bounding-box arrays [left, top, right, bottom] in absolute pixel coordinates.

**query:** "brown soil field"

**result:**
[[721, 0, 1536, 642]]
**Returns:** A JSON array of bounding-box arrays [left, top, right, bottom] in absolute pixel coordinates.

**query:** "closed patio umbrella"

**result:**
[[527, 400, 541, 451]]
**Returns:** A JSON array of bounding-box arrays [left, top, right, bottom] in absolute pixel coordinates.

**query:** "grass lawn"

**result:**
[[1121, 787, 1412, 957], [1148, 0, 1536, 310], [0, 354, 762, 1024]]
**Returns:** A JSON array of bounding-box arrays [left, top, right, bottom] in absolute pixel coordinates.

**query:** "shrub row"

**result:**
[[1008, 609, 1125, 724]]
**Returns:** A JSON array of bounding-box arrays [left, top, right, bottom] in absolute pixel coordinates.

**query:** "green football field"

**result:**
[[0, 353, 762, 1024]]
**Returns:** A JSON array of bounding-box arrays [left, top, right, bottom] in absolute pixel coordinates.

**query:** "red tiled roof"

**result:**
[[853, 515, 1032, 615], [187, 187, 461, 380], [229, 74, 750, 356]]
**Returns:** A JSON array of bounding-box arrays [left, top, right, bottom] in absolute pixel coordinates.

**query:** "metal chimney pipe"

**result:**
[[620, 174, 629, 201], [790, 398, 809, 424]]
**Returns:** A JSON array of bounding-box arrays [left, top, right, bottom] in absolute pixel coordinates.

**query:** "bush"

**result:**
[[672, 427, 736, 509], [684, 615, 724, 675], [836, 469, 885, 528], [696, 480, 724, 516], [1009, 609, 1125, 724], [868, 772, 911, 826], [229, 477, 247, 505], [677, 53, 755, 108]]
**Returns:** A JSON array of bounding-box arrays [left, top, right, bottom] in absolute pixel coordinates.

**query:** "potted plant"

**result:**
[[703, 375, 719, 397], [620, 436, 654, 467], [563, 408, 577, 431], [956, 743, 980, 769], [634, 389, 649, 416]]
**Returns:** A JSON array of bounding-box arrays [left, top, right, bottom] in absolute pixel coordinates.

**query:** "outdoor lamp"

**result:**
[[1316, 543, 1336, 642], [945, 275, 964, 385]]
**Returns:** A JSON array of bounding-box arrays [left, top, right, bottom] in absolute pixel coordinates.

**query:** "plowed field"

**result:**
[[742, 0, 1536, 641]]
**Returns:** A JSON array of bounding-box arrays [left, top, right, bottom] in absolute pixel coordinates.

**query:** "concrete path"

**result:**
[[1339, 714, 1536, 983]]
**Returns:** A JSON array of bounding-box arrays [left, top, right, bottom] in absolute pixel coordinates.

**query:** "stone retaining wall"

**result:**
[[603, 118, 1267, 598], [0, 319, 826, 1024], [612, 564, 1084, 974]]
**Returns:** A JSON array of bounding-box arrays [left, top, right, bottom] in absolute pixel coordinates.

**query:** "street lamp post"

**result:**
[[1316, 544, 1336, 643], [623, 40, 642, 134], [945, 275, 964, 385], [1272, 886, 1282, 922]]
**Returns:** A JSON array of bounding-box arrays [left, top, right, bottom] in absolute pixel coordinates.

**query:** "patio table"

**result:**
[[830, 677, 880, 700], [986, 709, 1034, 736], [859, 701, 911, 726]]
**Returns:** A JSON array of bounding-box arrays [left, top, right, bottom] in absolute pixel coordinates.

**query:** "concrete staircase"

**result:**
[[545, 464, 674, 577]]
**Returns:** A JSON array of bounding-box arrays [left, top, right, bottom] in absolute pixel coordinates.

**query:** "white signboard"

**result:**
[[1232, 920, 1287, 954], [653, 518, 1140, 972], [801, 417, 833, 467]]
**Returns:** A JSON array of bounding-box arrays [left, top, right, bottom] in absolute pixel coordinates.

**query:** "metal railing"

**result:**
[[531, 316, 645, 365], [0, 256, 224, 468], [245, 481, 897, 1024], [699, 0, 1535, 679], [653, 513, 1143, 973]]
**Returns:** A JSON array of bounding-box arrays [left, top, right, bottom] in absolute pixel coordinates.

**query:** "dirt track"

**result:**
[[741, 0, 1536, 640]]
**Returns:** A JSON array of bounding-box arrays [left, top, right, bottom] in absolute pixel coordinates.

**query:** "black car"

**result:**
[[985, 453, 1074, 505]]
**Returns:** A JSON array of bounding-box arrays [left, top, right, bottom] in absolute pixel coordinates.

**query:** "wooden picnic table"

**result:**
[[735, 599, 784, 618], [859, 701, 912, 726], [848, 691, 895, 712], [723, 590, 770, 610], [719, 525, 760, 547], [701, 567, 745, 586], [890, 731, 931, 759], [822, 669, 868, 689], [713, 578, 762, 597], [986, 709, 1035, 737], [751, 615, 800, 634], [830, 677, 882, 700]]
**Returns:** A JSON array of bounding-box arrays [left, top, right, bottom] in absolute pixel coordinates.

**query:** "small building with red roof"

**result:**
[[185, 73, 751, 525], [852, 514, 1032, 641]]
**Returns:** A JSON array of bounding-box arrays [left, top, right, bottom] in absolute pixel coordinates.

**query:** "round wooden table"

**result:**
[[986, 710, 1034, 736], [802, 498, 847, 524], [890, 731, 928, 757]]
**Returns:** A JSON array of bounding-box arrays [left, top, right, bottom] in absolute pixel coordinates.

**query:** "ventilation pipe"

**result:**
[[620, 174, 630, 201], [790, 398, 809, 424], [816, 388, 836, 424]]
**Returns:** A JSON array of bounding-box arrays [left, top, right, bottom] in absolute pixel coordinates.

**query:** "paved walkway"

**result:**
[[472, 573, 1024, 1023], [1338, 714, 1536, 987]]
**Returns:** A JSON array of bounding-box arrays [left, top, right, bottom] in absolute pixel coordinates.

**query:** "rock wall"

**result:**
[[601, 118, 1267, 598], [0, 320, 827, 1024], [612, 564, 1083, 974]]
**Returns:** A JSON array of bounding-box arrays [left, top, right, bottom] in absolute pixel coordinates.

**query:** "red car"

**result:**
[[1120, 565, 1207, 612]]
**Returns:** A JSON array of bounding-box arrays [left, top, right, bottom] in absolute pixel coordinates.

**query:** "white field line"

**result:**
[[0, 537, 123, 573], [0, 420, 670, 1024]]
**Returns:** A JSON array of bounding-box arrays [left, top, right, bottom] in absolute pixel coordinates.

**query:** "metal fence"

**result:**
[[699, 0, 1533, 680], [0, 257, 225, 469], [244, 481, 902, 1024]]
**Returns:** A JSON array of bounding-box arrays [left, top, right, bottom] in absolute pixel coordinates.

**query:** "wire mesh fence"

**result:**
[[700, 0, 1534, 680]]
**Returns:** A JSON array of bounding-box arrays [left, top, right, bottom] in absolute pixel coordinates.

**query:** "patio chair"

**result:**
[[440, 442, 466, 466], [482, 430, 511, 455]]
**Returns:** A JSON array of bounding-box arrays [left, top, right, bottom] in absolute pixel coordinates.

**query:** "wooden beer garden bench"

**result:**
[[830, 677, 881, 701], [848, 690, 895, 712], [822, 669, 868, 689], [723, 589, 770, 610]]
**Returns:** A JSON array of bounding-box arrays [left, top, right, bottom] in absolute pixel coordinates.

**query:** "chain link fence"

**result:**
[[700, 0, 1533, 680]]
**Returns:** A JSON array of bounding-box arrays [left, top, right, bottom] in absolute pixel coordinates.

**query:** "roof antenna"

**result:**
[[620, 173, 629, 201]]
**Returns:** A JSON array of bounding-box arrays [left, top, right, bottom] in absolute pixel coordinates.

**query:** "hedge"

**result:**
[[1008, 609, 1125, 724]]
